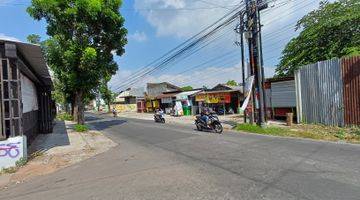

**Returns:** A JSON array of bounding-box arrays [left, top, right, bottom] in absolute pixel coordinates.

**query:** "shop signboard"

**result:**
[[195, 92, 231, 104]]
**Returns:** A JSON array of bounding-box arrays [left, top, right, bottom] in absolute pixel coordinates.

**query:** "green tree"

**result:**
[[27, 34, 41, 44], [226, 80, 238, 86], [99, 77, 116, 112], [276, 0, 360, 77], [27, 35, 71, 113], [181, 86, 193, 91], [27, 0, 127, 124]]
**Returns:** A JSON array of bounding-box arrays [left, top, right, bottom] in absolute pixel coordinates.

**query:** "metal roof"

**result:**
[[176, 90, 201, 100], [0, 37, 52, 86]]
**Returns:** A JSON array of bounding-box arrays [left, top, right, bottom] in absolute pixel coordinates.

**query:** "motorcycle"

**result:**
[[154, 113, 165, 123], [195, 113, 223, 134]]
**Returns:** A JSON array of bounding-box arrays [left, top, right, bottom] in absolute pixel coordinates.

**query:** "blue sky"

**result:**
[[0, 0, 327, 91]]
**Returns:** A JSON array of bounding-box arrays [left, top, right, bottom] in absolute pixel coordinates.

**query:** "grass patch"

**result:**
[[56, 113, 73, 121], [234, 123, 360, 143], [74, 124, 89, 132], [0, 167, 17, 174], [235, 123, 287, 135], [0, 157, 28, 175]]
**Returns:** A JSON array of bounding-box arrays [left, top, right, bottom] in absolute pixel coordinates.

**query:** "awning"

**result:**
[[176, 90, 201, 100], [0, 37, 52, 86], [156, 93, 178, 99], [196, 89, 242, 95]]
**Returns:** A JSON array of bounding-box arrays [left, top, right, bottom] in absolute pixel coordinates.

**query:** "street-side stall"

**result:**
[[195, 89, 243, 115], [145, 82, 181, 113], [145, 97, 160, 113], [157, 91, 180, 114], [175, 90, 201, 116]]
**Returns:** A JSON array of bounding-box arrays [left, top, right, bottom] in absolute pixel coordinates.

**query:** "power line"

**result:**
[[114, 4, 246, 91]]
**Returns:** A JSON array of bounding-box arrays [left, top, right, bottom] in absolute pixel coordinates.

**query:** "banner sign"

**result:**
[[240, 76, 255, 111], [195, 92, 231, 104], [0, 136, 27, 169]]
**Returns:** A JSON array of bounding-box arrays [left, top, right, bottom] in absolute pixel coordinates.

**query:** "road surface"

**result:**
[[1, 113, 360, 200]]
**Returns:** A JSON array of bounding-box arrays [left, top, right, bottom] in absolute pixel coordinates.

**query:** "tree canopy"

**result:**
[[181, 86, 193, 91], [226, 80, 238, 86], [276, 0, 360, 77], [27, 0, 127, 124]]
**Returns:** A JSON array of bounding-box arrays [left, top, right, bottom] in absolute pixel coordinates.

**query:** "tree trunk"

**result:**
[[73, 90, 85, 124], [107, 103, 111, 113]]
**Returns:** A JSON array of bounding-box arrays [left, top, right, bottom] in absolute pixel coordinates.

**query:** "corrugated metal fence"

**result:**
[[295, 56, 360, 126], [342, 56, 360, 125], [295, 58, 344, 126]]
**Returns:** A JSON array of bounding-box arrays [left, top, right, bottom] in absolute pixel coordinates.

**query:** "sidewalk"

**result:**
[[0, 120, 117, 189]]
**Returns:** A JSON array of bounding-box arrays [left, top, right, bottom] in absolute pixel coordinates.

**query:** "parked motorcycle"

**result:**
[[154, 113, 165, 123], [195, 113, 223, 134]]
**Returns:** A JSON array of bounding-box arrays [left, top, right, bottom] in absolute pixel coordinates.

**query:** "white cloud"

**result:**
[[128, 31, 148, 42], [134, 0, 240, 38], [0, 33, 21, 42], [133, 0, 322, 39]]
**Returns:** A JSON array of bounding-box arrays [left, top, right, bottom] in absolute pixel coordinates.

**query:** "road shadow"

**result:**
[[85, 115, 101, 122], [28, 120, 70, 154], [87, 119, 127, 131]]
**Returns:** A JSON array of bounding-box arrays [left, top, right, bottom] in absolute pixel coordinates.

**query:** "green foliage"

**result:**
[[276, 0, 360, 77], [235, 123, 360, 143], [226, 80, 238, 86], [181, 86, 193, 91], [99, 78, 116, 110], [57, 113, 74, 121], [1, 167, 17, 174], [15, 157, 28, 167], [74, 124, 89, 132], [235, 124, 288, 135], [27, 34, 41, 44], [27, 0, 127, 124], [0, 157, 28, 175], [336, 130, 346, 139]]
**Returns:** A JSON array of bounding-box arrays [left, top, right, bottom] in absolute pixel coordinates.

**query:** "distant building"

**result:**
[[0, 37, 53, 143], [113, 87, 145, 113], [145, 82, 181, 112]]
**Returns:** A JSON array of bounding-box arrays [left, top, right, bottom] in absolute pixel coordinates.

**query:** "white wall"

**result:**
[[21, 73, 38, 113]]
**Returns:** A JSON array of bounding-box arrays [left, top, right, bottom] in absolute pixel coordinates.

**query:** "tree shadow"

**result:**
[[85, 115, 101, 122], [87, 119, 127, 131]]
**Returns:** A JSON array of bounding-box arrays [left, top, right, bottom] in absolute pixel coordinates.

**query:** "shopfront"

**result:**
[[195, 91, 242, 114], [175, 90, 201, 116]]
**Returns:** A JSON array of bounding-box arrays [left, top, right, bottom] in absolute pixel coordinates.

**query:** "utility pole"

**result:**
[[236, 11, 247, 123], [244, 0, 267, 127], [257, 2, 268, 122]]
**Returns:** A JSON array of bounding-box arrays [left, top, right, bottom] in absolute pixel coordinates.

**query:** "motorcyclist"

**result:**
[[200, 108, 210, 126], [155, 108, 164, 117], [112, 107, 117, 117]]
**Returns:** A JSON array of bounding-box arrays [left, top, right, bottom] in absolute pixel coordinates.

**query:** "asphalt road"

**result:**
[[1, 113, 360, 200]]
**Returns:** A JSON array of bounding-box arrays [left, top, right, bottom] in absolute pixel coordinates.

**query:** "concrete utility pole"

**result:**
[[244, 0, 268, 127], [236, 11, 247, 123]]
